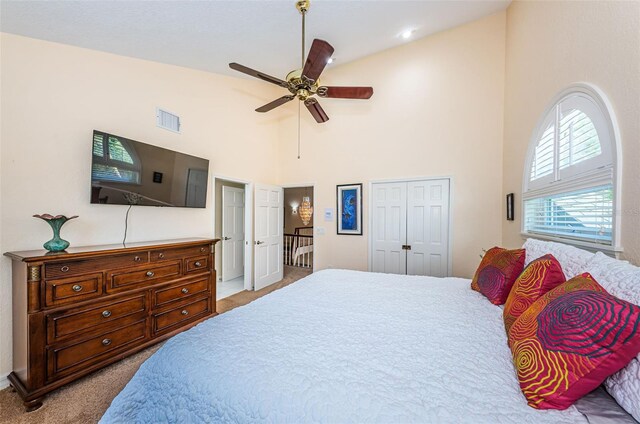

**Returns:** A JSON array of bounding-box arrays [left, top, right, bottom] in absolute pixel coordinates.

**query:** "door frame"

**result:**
[[281, 183, 316, 272], [367, 176, 454, 277], [212, 175, 254, 291]]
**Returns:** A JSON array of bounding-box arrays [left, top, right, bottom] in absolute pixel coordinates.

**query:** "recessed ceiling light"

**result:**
[[401, 29, 414, 40]]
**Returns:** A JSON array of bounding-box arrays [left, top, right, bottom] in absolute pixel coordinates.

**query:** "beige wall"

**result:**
[[284, 187, 314, 234], [0, 33, 282, 383], [277, 12, 507, 277], [502, 1, 640, 263]]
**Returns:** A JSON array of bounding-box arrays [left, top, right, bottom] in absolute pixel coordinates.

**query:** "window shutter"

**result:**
[[522, 85, 618, 248]]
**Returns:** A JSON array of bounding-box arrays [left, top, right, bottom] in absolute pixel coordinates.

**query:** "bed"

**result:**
[[101, 269, 601, 423]]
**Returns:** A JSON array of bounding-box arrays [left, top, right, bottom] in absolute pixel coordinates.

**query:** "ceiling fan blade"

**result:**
[[317, 86, 374, 99], [229, 63, 288, 88], [256, 95, 295, 113], [302, 39, 335, 83], [304, 98, 329, 123]]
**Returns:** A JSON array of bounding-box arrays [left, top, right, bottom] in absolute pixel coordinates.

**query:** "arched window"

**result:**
[[92, 131, 141, 184], [523, 84, 620, 249]]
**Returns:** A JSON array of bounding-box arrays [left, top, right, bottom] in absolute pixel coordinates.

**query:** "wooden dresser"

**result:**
[[4, 238, 219, 411]]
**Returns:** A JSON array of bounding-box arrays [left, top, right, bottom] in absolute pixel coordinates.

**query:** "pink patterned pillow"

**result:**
[[503, 254, 566, 334], [471, 247, 525, 305], [509, 273, 640, 409]]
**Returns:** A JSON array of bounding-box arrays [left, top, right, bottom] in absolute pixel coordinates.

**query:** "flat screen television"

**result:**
[[91, 130, 209, 208]]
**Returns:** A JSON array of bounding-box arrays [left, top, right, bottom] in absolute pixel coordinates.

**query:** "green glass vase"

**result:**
[[33, 214, 78, 252]]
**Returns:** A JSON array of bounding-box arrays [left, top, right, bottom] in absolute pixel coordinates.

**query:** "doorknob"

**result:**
[[223, 237, 231, 241], [255, 240, 264, 245]]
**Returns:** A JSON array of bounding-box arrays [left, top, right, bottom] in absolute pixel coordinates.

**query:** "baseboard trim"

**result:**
[[0, 374, 9, 390]]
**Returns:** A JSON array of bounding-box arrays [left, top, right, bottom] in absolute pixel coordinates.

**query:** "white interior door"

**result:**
[[222, 186, 245, 282], [406, 179, 450, 277], [254, 184, 283, 290], [371, 182, 407, 274]]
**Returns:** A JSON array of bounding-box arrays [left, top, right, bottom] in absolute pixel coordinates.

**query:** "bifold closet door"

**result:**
[[371, 179, 450, 277], [371, 182, 407, 274], [406, 179, 450, 277]]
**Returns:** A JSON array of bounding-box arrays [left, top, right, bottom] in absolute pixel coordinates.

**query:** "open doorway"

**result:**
[[214, 177, 251, 300], [283, 186, 314, 278]]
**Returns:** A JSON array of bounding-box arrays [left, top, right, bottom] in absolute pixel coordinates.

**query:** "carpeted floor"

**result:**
[[0, 266, 311, 424]]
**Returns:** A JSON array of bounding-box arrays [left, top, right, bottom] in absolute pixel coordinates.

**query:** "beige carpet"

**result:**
[[0, 266, 311, 424]]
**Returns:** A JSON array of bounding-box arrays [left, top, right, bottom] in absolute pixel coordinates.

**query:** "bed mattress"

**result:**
[[101, 269, 588, 423]]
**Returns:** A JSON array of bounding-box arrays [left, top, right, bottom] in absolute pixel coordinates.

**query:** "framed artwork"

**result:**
[[337, 183, 362, 235], [506, 193, 514, 221]]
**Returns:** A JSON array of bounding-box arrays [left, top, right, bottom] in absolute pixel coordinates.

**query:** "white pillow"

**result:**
[[522, 238, 595, 278], [585, 252, 640, 422]]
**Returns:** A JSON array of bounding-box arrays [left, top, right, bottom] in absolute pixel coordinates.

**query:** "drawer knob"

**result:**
[[146, 271, 155, 277], [181, 288, 189, 294], [181, 310, 189, 316], [200, 247, 206, 252], [61, 266, 70, 272], [134, 256, 141, 262], [102, 338, 112, 346], [102, 310, 112, 318], [158, 253, 165, 259], [72, 284, 83, 292], [194, 261, 202, 267]]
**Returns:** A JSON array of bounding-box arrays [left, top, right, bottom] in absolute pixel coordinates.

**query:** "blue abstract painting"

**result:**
[[341, 189, 358, 231], [337, 184, 362, 235]]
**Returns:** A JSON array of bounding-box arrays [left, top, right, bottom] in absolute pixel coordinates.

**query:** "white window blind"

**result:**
[[524, 185, 613, 245], [523, 85, 618, 248]]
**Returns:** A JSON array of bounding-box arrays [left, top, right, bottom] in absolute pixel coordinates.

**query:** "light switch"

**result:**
[[316, 227, 326, 236]]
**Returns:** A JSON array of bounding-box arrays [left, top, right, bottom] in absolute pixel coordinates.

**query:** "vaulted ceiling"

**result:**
[[0, 0, 510, 78]]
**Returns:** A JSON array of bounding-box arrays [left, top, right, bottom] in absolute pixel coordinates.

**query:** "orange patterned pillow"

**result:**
[[471, 247, 525, 305], [503, 254, 566, 334], [508, 273, 640, 409]]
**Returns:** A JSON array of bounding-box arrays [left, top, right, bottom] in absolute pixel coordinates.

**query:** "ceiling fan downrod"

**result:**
[[296, 0, 310, 68]]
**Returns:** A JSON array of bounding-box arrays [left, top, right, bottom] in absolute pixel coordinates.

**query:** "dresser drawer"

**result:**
[[154, 277, 209, 307], [150, 244, 210, 262], [45, 273, 104, 307], [45, 252, 149, 279], [47, 320, 146, 381], [185, 256, 209, 274], [107, 261, 181, 293], [47, 294, 147, 344], [153, 297, 210, 334]]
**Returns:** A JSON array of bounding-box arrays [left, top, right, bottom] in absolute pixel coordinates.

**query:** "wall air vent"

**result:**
[[156, 108, 181, 133]]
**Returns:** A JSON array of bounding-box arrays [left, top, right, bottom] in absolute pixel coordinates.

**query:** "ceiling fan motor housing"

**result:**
[[286, 69, 319, 100]]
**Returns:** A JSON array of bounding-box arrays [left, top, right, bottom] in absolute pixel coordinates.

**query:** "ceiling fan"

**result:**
[[229, 0, 374, 124]]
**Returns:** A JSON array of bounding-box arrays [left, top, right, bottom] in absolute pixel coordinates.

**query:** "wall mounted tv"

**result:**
[[91, 130, 209, 208]]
